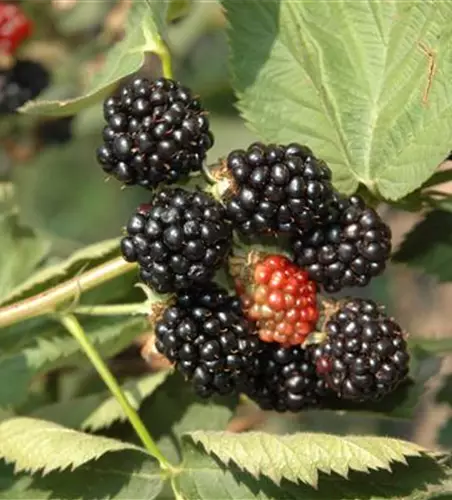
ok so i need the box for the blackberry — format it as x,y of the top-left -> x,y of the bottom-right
96,77 -> 214,189
0,59 -> 50,114
292,195 -> 391,293
121,187 -> 232,293
312,298 -> 409,402
154,284 -> 262,397
225,142 -> 335,236
246,343 -> 329,412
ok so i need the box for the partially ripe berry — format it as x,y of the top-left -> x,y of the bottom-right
236,253 -> 319,346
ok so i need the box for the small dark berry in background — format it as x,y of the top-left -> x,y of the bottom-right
121,187 -> 232,293
312,298 -> 410,402
225,142 -> 335,236
293,194 -> 391,293
96,77 -> 214,189
155,284 -> 262,398
0,59 -> 50,114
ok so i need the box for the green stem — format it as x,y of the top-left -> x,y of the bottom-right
0,257 -> 136,329
60,314 -> 172,470
158,41 -> 173,79
74,303 -> 149,316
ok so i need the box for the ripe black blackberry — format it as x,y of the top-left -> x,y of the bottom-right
312,298 -> 409,402
224,142 -> 334,236
0,59 -> 50,114
246,343 -> 329,412
292,195 -> 391,293
96,77 -> 213,189
121,187 -> 232,293
154,284 -> 262,398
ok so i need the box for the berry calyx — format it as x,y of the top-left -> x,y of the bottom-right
154,284 -> 263,398
312,298 -> 410,402
292,194 -> 392,293
96,77 -> 214,189
235,253 -> 319,346
121,187 -> 232,293
223,142 -> 335,236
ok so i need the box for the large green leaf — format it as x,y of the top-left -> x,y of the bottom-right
0,213 -> 50,304
176,438 -> 449,500
186,431 -> 424,487
0,316 -> 146,408
222,0 -> 452,199
20,0 -> 170,116
0,452 -> 163,500
392,210 -> 452,281
0,417 -> 145,474
31,370 -> 171,431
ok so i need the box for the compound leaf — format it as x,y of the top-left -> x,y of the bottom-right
31,370 -> 171,431
185,431 -> 424,488
392,211 -> 452,282
0,452 -> 163,500
222,0 -> 452,199
176,438 -> 448,500
0,213 -> 50,304
0,417 -> 145,475
20,0 -> 170,116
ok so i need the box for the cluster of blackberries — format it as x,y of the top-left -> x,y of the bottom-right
154,285 -> 409,408
222,145 -> 392,294
0,59 -> 49,114
98,77 -> 408,409
96,77 -> 213,189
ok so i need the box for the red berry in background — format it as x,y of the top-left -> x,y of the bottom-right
236,253 -> 319,346
0,3 -> 33,55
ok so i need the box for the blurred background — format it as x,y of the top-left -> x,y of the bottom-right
1,0 -> 451,453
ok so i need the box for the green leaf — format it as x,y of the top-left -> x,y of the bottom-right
117,372 -> 237,464
222,0 -> 452,199
31,370 -> 171,431
421,168 -> 452,189
0,316 -> 146,408
0,213 -> 50,304
0,417 -> 146,475
185,430 -> 424,488
176,438 -> 448,500
0,451 -> 163,499
392,211 -> 452,281
1,238 -> 123,306
20,0 -> 169,117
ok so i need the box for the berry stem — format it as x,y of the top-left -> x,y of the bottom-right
73,303 -> 150,316
0,257 -> 136,329
59,314 -> 173,471
156,40 -> 173,80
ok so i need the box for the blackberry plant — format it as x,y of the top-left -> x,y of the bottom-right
0,1 -> 451,500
